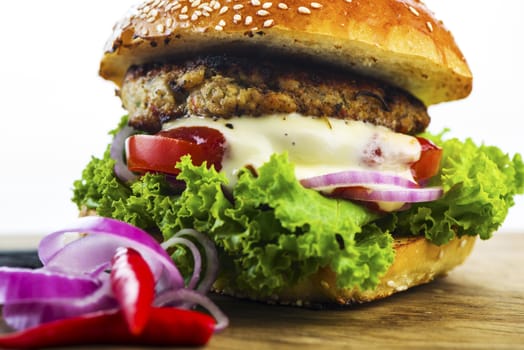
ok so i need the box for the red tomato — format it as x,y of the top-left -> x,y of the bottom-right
411,137 -> 442,182
126,127 -> 225,175
158,126 -> 226,168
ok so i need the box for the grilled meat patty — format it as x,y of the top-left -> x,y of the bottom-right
120,55 -> 430,134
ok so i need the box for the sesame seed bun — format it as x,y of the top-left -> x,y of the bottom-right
213,235 -> 477,306
100,0 -> 472,106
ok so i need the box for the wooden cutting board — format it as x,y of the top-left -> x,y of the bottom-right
1,233 -> 523,349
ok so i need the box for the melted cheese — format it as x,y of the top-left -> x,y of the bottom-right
162,113 -> 421,190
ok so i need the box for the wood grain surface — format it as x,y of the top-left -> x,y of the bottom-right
1,233 -> 523,349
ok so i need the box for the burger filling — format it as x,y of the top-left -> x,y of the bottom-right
119,55 -> 444,212
73,56 -> 524,299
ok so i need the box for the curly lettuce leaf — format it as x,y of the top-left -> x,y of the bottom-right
386,134 -> 524,244
73,151 -> 394,295
168,154 -> 393,295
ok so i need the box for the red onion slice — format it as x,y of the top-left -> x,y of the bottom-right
2,282 -> 116,331
162,237 -> 202,291
39,217 -> 184,291
0,268 -> 100,305
1,217 -> 228,332
110,125 -> 138,183
162,229 -> 219,294
336,186 -> 443,203
300,170 -> 419,190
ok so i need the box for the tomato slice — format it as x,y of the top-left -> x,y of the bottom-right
158,126 -> 226,169
126,127 -> 225,175
411,137 -> 442,182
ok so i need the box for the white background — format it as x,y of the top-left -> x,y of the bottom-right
0,1 -> 522,236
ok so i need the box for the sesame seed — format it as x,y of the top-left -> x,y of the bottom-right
408,5 -> 420,16
191,0 -> 201,7
257,9 -> 270,16
218,19 -> 226,26
219,5 -> 229,14
277,2 -> 288,9
344,0 -> 352,3
166,18 -> 173,27
233,14 -> 242,23
191,13 -> 199,21
298,6 -> 311,14
263,19 -> 274,27
179,13 -> 189,20
251,0 -> 261,6
215,24 -> 224,31
395,285 -> 408,292
212,1 -> 221,10
310,2 -> 322,9
156,23 -> 165,32
460,239 -> 467,248
245,15 -> 253,25
426,21 -> 433,32
141,28 -> 149,36
262,2 -> 273,9
181,5 -> 188,13
387,280 -> 396,288
233,4 -> 244,10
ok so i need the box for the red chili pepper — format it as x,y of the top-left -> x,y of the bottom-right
110,246 -> 155,335
0,307 -> 216,349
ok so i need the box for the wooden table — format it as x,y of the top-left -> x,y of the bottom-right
1,233 -> 523,349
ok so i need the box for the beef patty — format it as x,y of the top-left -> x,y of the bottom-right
120,55 -> 430,134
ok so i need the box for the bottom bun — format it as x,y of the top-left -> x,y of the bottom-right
213,235 -> 476,307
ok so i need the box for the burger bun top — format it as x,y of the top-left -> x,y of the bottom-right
100,0 -> 472,106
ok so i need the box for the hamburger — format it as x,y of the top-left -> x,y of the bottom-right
73,0 -> 524,306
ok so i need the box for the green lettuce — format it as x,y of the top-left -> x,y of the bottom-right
72,124 -> 524,296
168,154 -> 394,295
382,133 -> 524,245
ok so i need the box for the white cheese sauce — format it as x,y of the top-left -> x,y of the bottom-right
162,113 -> 421,189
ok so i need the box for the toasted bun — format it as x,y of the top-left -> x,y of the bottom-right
100,0 -> 472,106
213,235 -> 476,306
